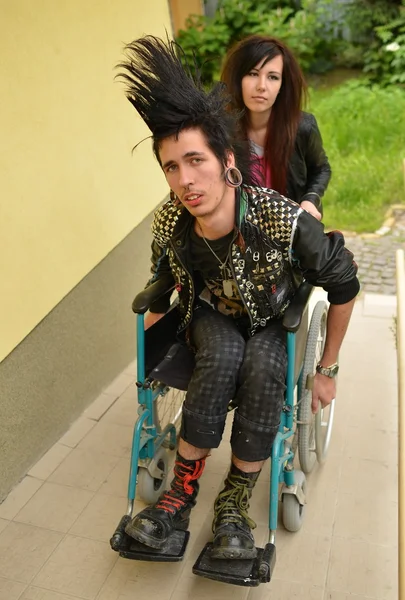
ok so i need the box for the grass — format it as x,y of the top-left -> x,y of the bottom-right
309,79 -> 405,232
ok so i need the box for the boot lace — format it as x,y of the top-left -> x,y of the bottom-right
213,474 -> 257,531
155,459 -> 205,515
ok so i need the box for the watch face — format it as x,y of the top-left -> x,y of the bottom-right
317,363 -> 339,377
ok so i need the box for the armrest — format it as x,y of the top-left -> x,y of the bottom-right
132,276 -> 175,314
282,282 -> 314,332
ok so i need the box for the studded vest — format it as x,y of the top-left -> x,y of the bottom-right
149,186 -> 303,336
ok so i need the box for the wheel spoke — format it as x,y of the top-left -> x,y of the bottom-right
153,384 -> 185,448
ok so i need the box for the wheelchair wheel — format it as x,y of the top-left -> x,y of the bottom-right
315,396 -> 335,464
282,470 -> 306,532
137,446 -> 168,505
298,300 -> 328,474
153,385 -> 185,449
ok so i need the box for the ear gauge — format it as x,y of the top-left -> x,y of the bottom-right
224,167 -> 243,188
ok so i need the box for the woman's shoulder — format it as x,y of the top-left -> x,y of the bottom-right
298,111 -> 318,133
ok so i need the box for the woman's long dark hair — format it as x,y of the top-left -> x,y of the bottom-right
221,35 -> 307,195
116,35 -> 253,184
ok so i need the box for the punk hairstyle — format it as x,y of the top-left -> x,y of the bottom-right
116,35 -> 252,183
221,35 -> 307,195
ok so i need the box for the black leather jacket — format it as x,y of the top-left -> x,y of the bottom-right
286,112 -> 331,215
148,186 -> 359,336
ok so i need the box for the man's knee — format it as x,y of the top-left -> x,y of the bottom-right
230,413 -> 279,462
195,336 -> 245,375
241,340 -> 287,390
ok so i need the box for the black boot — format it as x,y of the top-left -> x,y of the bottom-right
211,463 -> 260,560
125,454 -> 205,549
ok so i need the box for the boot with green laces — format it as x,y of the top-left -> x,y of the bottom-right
211,463 -> 260,560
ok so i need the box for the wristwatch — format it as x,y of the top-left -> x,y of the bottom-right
316,362 -> 339,378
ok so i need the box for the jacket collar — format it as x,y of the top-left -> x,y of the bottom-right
171,185 -> 247,243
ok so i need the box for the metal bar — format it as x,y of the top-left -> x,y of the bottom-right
137,313 -> 145,383
269,432 -> 282,531
396,248 -> 405,600
285,332 -> 295,429
127,408 -> 150,502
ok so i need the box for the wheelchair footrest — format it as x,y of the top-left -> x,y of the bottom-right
110,516 -> 189,562
192,542 -> 276,587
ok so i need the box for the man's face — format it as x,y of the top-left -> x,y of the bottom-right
159,127 -> 235,218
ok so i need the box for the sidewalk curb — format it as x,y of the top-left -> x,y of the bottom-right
341,203 -> 405,239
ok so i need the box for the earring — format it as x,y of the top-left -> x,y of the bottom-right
224,166 -> 243,188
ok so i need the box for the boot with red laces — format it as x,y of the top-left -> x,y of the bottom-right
125,453 -> 205,549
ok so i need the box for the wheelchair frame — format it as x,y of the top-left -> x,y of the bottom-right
111,279 -> 332,585
124,311 -> 179,514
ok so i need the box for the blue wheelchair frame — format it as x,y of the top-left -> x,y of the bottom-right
109,279 -> 316,588
124,281 -> 313,545
269,329 -> 302,540
125,312 -> 178,508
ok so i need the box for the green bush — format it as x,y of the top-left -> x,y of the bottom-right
176,0 -> 339,84
176,0 -> 404,86
363,4 -> 405,86
310,80 -> 405,232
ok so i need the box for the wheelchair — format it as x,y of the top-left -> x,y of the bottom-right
110,277 -> 335,587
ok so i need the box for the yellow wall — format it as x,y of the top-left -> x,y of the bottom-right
0,1 -> 172,361
169,0 -> 203,34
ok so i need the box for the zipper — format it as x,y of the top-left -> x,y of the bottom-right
228,243 -> 254,330
170,240 -> 195,333
228,206 -> 254,331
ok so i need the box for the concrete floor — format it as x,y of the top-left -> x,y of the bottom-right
0,291 -> 398,600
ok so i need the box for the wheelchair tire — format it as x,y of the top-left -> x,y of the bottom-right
315,394 -> 336,464
153,386 -> 185,449
137,447 -> 168,505
298,300 -> 328,474
282,470 -> 306,533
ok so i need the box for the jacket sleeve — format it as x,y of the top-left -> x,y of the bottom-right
145,237 -> 175,314
292,210 -> 360,304
301,114 -> 332,212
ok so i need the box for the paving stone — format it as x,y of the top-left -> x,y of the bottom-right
346,209 -> 405,295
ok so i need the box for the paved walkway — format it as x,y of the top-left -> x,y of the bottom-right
345,207 -> 405,296
0,290 -> 398,600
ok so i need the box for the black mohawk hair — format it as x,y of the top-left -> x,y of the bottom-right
116,36 -> 212,137
116,35 -> 255,183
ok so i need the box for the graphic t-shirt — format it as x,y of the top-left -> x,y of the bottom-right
189,227 -> 246,318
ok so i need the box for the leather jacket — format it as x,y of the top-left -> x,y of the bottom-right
286,112 -> 331,215
147,185 -> 359,336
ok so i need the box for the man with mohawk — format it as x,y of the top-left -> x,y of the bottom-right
117,36 -> 359,560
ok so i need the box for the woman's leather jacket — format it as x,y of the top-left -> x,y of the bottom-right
287,112 -> 331,215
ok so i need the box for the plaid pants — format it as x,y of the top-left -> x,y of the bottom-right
180,306 -> 287,461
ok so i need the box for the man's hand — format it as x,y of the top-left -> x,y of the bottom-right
311,372 -> 336,414
144,311 -> 166,330
301,200 -> 322,221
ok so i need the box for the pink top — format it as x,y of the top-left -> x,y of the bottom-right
249,140 -> 272,188
251,154 -> 272,188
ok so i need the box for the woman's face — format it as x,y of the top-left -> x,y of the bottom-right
241,54 -> 283,117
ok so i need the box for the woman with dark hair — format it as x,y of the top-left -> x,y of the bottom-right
221,35 -> 331,220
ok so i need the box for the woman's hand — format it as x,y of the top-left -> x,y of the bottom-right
144,311 -> 166,330
301,200 -> 322,221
